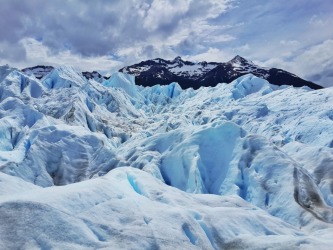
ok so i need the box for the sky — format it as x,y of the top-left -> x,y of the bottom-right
0,0 -> 332,86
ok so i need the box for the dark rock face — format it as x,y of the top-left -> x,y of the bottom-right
82,71 -> 102,80
266,68 -> 321,89
22,67 -> 107,81
119,55 -> 322,90
22,65 -> 54,79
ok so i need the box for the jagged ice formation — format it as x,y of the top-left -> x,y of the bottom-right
0,65 -> 332,249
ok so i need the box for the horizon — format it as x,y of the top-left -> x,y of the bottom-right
5,54 -> 324,88
6,54 -> 251,77
17,54 -> 248,71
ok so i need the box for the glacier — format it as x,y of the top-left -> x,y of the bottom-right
0,64 -> 333,249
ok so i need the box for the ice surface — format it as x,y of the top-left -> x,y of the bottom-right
1,167 -> 332,249
42,66 -> 87,89
0,67 -> 333,249
102,72 -> 139,98
231,74 -> 273,99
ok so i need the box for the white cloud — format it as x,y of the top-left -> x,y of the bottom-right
141,0 -> 233,57
143,0 -> 191,32
1,38 -> 123,73
280,40 -> 300,46
184,47 -> 234,62
262,40 -> 333,87
0,0 -> 234,68
204,34 -> 235,43
235,44 -> 250,52
309,15 -> 329,26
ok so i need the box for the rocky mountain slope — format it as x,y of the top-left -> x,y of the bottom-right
120,55 -> 322,89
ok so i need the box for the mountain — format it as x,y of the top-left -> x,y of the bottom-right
22,66 -> 106,82
0,64 -> 333,249
120,55 -> 322,89
82,70 -> 103,80
22,65 -> 54,79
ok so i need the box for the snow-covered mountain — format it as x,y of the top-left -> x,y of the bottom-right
22,66 -> 106,82
22,65 -> 54,79
120,55 -> 322,89
0,64 -> 333,249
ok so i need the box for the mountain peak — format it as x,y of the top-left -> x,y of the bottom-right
229,55 -> 254,65
233,55 -> 244,60
22,65 -> 54,79
173,56 -> 183,62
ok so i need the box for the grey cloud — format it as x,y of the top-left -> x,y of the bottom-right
262,39 -> 333,87
307,61 -> 333,87
1,0 -> 141,57
0,0 -> 231,60
172,34 -> 205,56
212,0 -> 333,58
0,42 -> 26,61
141,45 -> 156,59
0,0 -> 331,87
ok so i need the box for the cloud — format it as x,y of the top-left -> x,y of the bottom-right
280,40 -> 300,46
0,38 -> 122,74
203,34 -> 235,43
0,0 -> 332,87
0,0 -> 232,57
143,0 -> 191,32
184,47 -> 234,62
0,41 -> 26,61
262,40 -> 333,87
292,40 -> 333,87
309,15 -> 330,26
